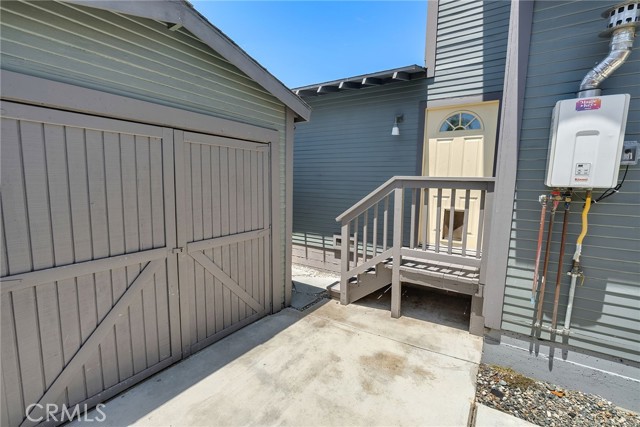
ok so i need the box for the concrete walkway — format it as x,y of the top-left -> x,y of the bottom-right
474,404 -> 538,427
74,270 -> 484,426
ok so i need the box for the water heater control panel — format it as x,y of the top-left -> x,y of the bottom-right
545,94 -> 630,188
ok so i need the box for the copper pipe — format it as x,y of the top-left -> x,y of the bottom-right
531,195 -> 548,303
535,198 -> 558,326
551,197 -> 571,330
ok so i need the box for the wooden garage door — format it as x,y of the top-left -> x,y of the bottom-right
0,102 -> 181,426
176,130 -> 271,354
0,101 -> 275,426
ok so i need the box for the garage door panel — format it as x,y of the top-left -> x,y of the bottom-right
1,114 -> 169,275
201,145 -> 213,240
2,381 -> 12,427
0,201 -> 9,278
237,241 -> 247,320
212,247 -> 225,334
178,130 -> 271,352
57,278 -> 86,404
86,129 -> 110,259
1,294 -> 24,426
16,259 -> 168,426
155,266 -> 172,361
192,246 -> 267,336
183,131 -> 267,151
1,118 -> 32,275
11,287 -> 45,410
204,250 -> 216,336
195,257 -> 207,342
150,141 -> 166,248
35,282 -> 65,388
45,123 -> 75,268
135,136 -> 154,251
67,126 -> 94,263
182,141 -> 270,243
0,104 -> 178,426
21,120 -> 55,270
111,266 -> 133,380
3,260 -> 175,414
104,132 -> 127,255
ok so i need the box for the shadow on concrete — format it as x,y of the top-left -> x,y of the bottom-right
350,284 -> 471,332
73,304 -> 328,427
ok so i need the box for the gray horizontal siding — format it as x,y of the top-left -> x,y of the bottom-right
0,1 -> 284,127
504,0 -> 640,362
428,0 -> 510,100
293,80 -> 428,249
0,0 -> 289,289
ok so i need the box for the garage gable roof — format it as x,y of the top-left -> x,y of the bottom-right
67,0 -> 311,122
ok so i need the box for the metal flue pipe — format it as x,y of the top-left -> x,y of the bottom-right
579,28 -> 635,97
579,1 -> 640,98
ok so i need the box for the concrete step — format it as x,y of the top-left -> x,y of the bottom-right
327,281 -> 341,299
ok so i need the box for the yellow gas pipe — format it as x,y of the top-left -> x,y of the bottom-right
563,190 -> 592,334
574,191 -> 592,261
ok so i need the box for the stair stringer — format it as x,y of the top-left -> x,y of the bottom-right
347,262 -> 392,304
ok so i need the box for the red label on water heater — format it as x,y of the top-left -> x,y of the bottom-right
576,98 -> 601,111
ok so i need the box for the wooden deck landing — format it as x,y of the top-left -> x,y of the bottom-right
328,251 -> 481,300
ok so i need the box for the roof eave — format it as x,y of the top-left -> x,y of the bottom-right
292,65 -> 428,98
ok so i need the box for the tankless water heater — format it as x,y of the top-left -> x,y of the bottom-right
545,94 -> 630,188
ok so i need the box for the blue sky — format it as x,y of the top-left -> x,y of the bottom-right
192,1 -> 427,88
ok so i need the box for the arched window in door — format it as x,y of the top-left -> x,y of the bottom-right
439,112 -> 483,132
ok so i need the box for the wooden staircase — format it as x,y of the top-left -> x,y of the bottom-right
333,176 -> 494,336
327,258 -> 392,301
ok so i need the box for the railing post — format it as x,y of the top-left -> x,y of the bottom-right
479,185 -> 494,285
340,221 -> 350,305
391,187 -> 404,318
410,188 -> 417,249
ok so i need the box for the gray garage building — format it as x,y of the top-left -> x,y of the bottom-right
0,1 -> 310,425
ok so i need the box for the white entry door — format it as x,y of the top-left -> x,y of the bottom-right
420,101 -> 499,252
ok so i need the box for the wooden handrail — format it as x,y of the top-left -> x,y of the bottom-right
336,176 -> 495,224
338,175 -> 496,307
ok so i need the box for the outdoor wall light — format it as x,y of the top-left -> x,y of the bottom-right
391,114 -> 404,136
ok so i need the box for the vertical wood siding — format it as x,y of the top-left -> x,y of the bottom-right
293,80 -> 428,253
0,0 -> 288,299
428,0 -> 511,100
504,1 -> 640,362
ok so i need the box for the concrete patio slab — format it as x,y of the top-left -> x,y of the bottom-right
73,286 -> 482,427
313,287 -> 482,365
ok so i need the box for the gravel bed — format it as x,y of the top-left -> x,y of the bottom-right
476,363 -> 640,426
